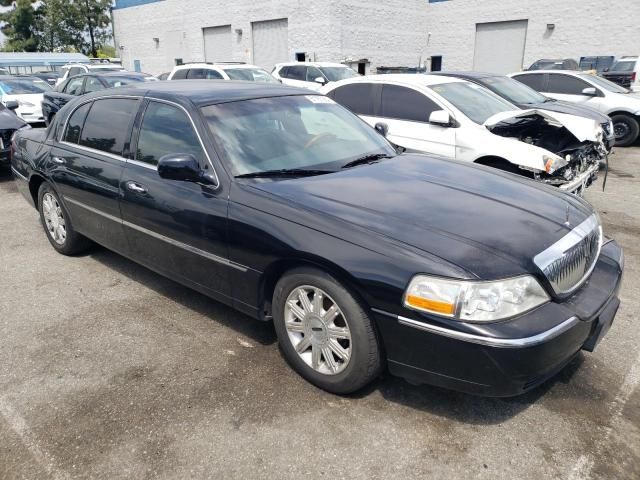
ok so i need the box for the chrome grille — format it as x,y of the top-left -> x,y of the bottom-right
534,214 -> 602,296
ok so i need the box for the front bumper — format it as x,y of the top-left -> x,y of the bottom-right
558,162 -> 600,195
373,240 -> 624,396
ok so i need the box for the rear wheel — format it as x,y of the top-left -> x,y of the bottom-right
273,267 -> 382,394
610,114 -> 639,147
37,182 -> 90,255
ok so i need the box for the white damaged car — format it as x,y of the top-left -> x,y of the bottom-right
321,74 -> 608,194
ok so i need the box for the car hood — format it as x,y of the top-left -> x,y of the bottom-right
251,154 -> 594,279
0,107 -> 27,129
484,108 -> 602,142
521,100 -> 610,123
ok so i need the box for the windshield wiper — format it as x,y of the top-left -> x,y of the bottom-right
341,153 -> 394,169
235,168 -> 334,179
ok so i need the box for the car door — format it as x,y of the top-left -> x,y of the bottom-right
49,97 -> 140,254
540,73 -> 605,111
377,84 -> 456,158
119,99 -> 231,298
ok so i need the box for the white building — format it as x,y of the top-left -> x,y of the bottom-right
112,0 -> 639,76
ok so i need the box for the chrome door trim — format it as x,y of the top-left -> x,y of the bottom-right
63,196 -> 247,272
372,308 -> 580,348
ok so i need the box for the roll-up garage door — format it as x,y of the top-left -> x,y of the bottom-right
203,25 -> 232,62
473,20 -> 528,74
251,18 -> 288,71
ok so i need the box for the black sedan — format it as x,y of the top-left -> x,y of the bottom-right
434,71 -> 616,149
11,81 -> 623,396
41,71 -> 155,126
0,100 -> 27,167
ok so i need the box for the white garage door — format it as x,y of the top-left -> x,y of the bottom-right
252,18 -> 288,71
473,20 -> 528,74
203,25 -> 232,62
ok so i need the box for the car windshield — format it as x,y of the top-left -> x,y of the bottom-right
610,60 -> 636,72
201,95 -> 395,176
430,81 -> 516,124
0,78 -> 51,94
579,73 -> 630,93
102,76 -> 147,87
224,68 -> 279,83
319,66 -> 359,82
483,76 -> 547,104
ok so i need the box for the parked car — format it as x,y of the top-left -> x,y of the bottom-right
510,70 -> 640,146
322,74 -> 607,194
272,62 -> 360,91
528,59 -> 579,71
10,81 -> 623,396
55,63 -> 125,86
0,75 -> 52,125
0,101 -> 28,168
433,71 -> 615,150
602,57 -> 639,92
579,56 -> 616,74
27,71 -> 60,87
42,72 -> 155,126
167,62 -> 278,83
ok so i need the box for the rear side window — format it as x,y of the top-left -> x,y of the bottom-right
546,74 -> 591,95
331,83 -> 375,116
171,69 -> 188,80
79,98 -> 138,156
187,68 -> 223,80
69,67 -> 84,77
63,102 -> 91,144
136,101 -> 205,166
285,65 -> 306,81
380,85 -> 439,122
512,73 -> 545,91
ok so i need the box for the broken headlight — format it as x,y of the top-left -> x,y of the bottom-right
543,154 -> 568,174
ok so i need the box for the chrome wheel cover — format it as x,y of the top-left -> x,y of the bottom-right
42,192 -> 66,245
284,286 -> 352,375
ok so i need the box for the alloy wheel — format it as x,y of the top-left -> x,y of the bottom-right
42,192 -> 66,245
614,121 -> 630,140
284,285 -> 352,375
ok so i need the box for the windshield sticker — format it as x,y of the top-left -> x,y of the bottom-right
306,95 -> 335,104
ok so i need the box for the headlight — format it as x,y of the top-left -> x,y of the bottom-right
543,154 -> 568,174
403,274 -> 550,322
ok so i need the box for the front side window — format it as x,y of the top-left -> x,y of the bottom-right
330,83 -> 375,116
430,81 -> 515,124
512,73 -> 545,92
201,95 -> 395,176
103,76 -> 147,88
65,77 -> 84,95
380,85 -> 439,122
610,60 -> 636,72
306,66 -> 324,82
319,66 -> 359,82
224,68 -> 279,83
83,77 -> 104,93
546,74 -> 590,95
79,98 -> 138,156
136,101 -> 205,166
580,73 -> 630,94
285,66 -> 306,81
171,69 -> 188,80
187,68 -> 223,80
63,102 -> 91,144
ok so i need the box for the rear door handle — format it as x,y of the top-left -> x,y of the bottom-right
51,156 -> 65,165
125,181 -> 147,194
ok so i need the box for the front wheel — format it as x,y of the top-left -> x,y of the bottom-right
610,114 -> 639,147
273,267 -> 382,394
38,182 -> 90,255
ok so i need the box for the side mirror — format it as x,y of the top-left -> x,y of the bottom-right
374,122 -> 389,137
157,153 -> 217,186
313,76 -> 327,85
5,100 -> 19,111
582,87 -> 597,96
429,110 -> 452,127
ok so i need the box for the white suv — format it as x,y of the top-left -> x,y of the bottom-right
272,62 -> 359,91
55,63 -> 125,86
510,70 -> 640,146
167,63 -> 278,83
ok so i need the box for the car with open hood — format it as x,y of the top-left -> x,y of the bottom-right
10,81 -> 623,396
322,74 -> 608,195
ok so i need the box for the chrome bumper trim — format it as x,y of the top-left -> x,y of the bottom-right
559,163 -> 599,193
373,308 -> 580,348
10,166 -> 27,181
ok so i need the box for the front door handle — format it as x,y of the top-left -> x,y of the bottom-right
125,181 -> 147,194
51,156 -> 65,165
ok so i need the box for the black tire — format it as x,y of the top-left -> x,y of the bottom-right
273,267 -> 382,394
37,182 -> 90,255
610,114 -> 639,147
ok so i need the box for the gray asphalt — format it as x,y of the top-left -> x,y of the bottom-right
0,146 -> 638,480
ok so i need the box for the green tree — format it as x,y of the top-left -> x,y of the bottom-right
33,0 -> 78,52
0,0 -> 38,52
70,0 -> 113,58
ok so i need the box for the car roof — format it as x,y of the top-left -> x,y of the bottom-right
275,62 -> 348,68
511,70 -> 583,75
329,73 -> 466,87
82,71 -> 151,78
173,62 -> 253,69
98,79 -> 313,106
431,71 -> 502,80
